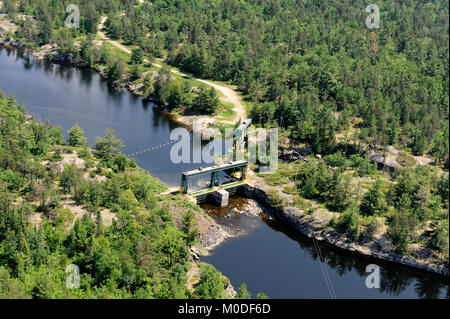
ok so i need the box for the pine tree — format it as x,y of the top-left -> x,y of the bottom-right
181,211 -> 199,246
131,48 -> 144,65
67,124 -> 87,147
236,283 -> 252,299
361,180 -> 388,216
94,129 -> 124,160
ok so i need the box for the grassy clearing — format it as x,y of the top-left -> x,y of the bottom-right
396,153 -> 417,167
215,101 -> 236,121
102,40 -> 132,64
257,172 -> 290,186
282,185 -> 299,195
265,189 -> 284,207
292,197 -> 312,211
257,162 -> 298,186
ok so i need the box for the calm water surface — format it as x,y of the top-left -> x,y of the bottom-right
202,198 -> 448,299
0,47 -> 207,186
0,47 -> 447,298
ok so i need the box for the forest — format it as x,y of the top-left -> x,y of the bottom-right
2,0 -> 448,161
0,92 -> 264,298
259,154 -> 448,258
0,0 -> 448,296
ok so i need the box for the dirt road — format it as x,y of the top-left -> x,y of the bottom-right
98,17 -> 246,120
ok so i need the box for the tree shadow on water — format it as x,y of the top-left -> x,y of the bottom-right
260,216 -> 448,298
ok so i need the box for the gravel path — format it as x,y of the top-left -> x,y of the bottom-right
98,17 -> 246,121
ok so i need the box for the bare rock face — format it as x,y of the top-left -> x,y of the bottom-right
374,235 -> 395,251
279,147 -> 313,162
8,40 -> 27,48
386,146 -> 399,156
189,247 -> 201,261
409,244 -> 434,259
240,199 -> 264,217
200,220 -> 230,251
284,206 -> 304,219
224,282 -> 237,298
415,156 -> 434,166
368,153 -> 403,170
366,145 -> 435,171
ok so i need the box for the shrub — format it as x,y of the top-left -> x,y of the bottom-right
131,48 -> 144,65
194,264 -> 225,299
396,153 -> 416,167
350,154 -> 377,177
388,199 -> 418,254
335,201 -> 361,239
367,217 -> 385,237
324,151 -> 348,168
131,63 -> 143,79
361,180 -> 388,216
78,145 -> 91,159
52,148 -> 63,161
265,189 -> 283,207
429,219 -> 449,258
0,169 -> 24,191
293,196 -> 310,210
107,59 -> 125,82
54,207 -> 75,229
282,185 -> 298,195
113,153 -> 128,172
118,189 -> 138,211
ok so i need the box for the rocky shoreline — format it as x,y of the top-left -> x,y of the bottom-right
196,198 -> 265,255
240,183 -> 449,277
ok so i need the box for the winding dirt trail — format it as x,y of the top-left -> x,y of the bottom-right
98,17 -> 246,121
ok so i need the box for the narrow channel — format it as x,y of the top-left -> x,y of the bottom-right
0,47 -> 447,299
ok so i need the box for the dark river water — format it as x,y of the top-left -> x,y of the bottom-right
0,47 -> 448,299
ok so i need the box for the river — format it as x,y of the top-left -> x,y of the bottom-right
0,47 -> 447,299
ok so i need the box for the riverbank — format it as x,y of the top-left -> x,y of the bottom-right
0,37 -> 234,137
239,177 -> 449,277
96,16 -> 246,122
0,38 -> 235,254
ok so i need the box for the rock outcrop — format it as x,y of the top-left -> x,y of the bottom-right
279,146 -> 313,162
240,184 -> 449,277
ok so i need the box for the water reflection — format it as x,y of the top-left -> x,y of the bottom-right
264,216 -> 448,298
0,47 -> 225,186
203,197 -> 448,299
79,67 -> 94,87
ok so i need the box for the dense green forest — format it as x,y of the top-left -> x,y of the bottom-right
0,92 -> 262,298
0,0 -> 448,295
2,0 -> 448,161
